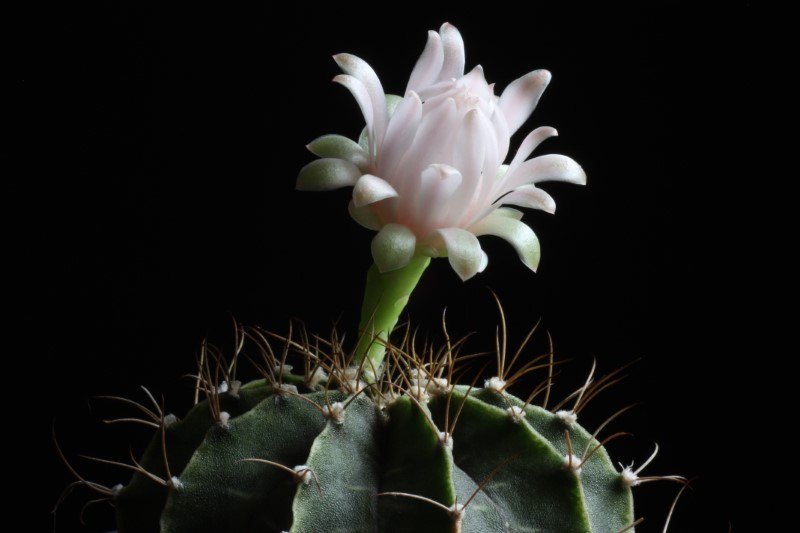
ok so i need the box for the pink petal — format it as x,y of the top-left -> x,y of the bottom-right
505,126 -> 558,178
450,109 -> 489,224
490,103 -> 511,164
393,96 -> 458,202
504,154 -> 587,191
438,23 -> 465,82
499,185 -> 557,214
499,69 -> 551,135
333,74 -> 375,156
459,66 -> 493,102
334,54 -> 389,150
413,164 -> 463,228
378,91 -> 423,177
407,30 -> 444,92
475,109 -> 501,200
454,109 -> 486,190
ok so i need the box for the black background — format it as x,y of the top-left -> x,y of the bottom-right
23,3 -> 768,532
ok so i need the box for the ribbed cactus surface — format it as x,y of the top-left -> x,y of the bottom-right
112,357 -> 635,533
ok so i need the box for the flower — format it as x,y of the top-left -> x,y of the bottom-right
298,23 -> 585,281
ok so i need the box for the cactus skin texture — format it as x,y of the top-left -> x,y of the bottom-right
113,361 -> 635,533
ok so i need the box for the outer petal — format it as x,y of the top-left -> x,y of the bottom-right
407,30 -> 444,92
499,185 -> 557,214
504,154 -> 587,191
505,126 -> 558,178
334,54 -> 389,148
353,174 -> 398,207
438,23 -> 465,81
434,227 -> 486,281
499,69 -> 551,135
306,134 -> 368,168
296,158 -> 361,190
379,91 -> 423,177
334,74 -> 376,155
371,223 -> 417,273
471,215 -> 541,272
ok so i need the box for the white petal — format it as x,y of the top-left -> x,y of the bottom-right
414,164 -> 463,227
296,158 -> 361,190
450,110 -> 490,224
393,97 -> 458,201
499,69 -> 551,135
334,54 -> 389,148
453,109 -> 486,192
371,223 -> 417,273
490,103 -> 511,164
306,134 -> 368,168
499,185 -> 557,214
476,109 -> 501,199
459,66 -> 491,99
334,74 -> 375,153
415,78 -> 459,102
505,126 -> 558,177
438,23 -> 465,81
353,174 -> 398,207
407,30 -> 444,92
379,92 -> 423,177
505,154 -> 587,191
471,215 -> 541,272
348,201 -> 381,230
434,227 -> 486,281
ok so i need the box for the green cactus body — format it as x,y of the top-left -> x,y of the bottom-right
113,372 -> 634,533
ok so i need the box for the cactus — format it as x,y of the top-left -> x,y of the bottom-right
56,21 -> 688,533
93,321 -> 637,533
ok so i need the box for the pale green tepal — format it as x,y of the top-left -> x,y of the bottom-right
107,22 -> 646,533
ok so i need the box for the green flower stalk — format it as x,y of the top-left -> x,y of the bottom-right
355,256 -> 431,371
298,23 -> 586,370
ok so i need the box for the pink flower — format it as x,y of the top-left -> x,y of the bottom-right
298,23 -> 585,281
